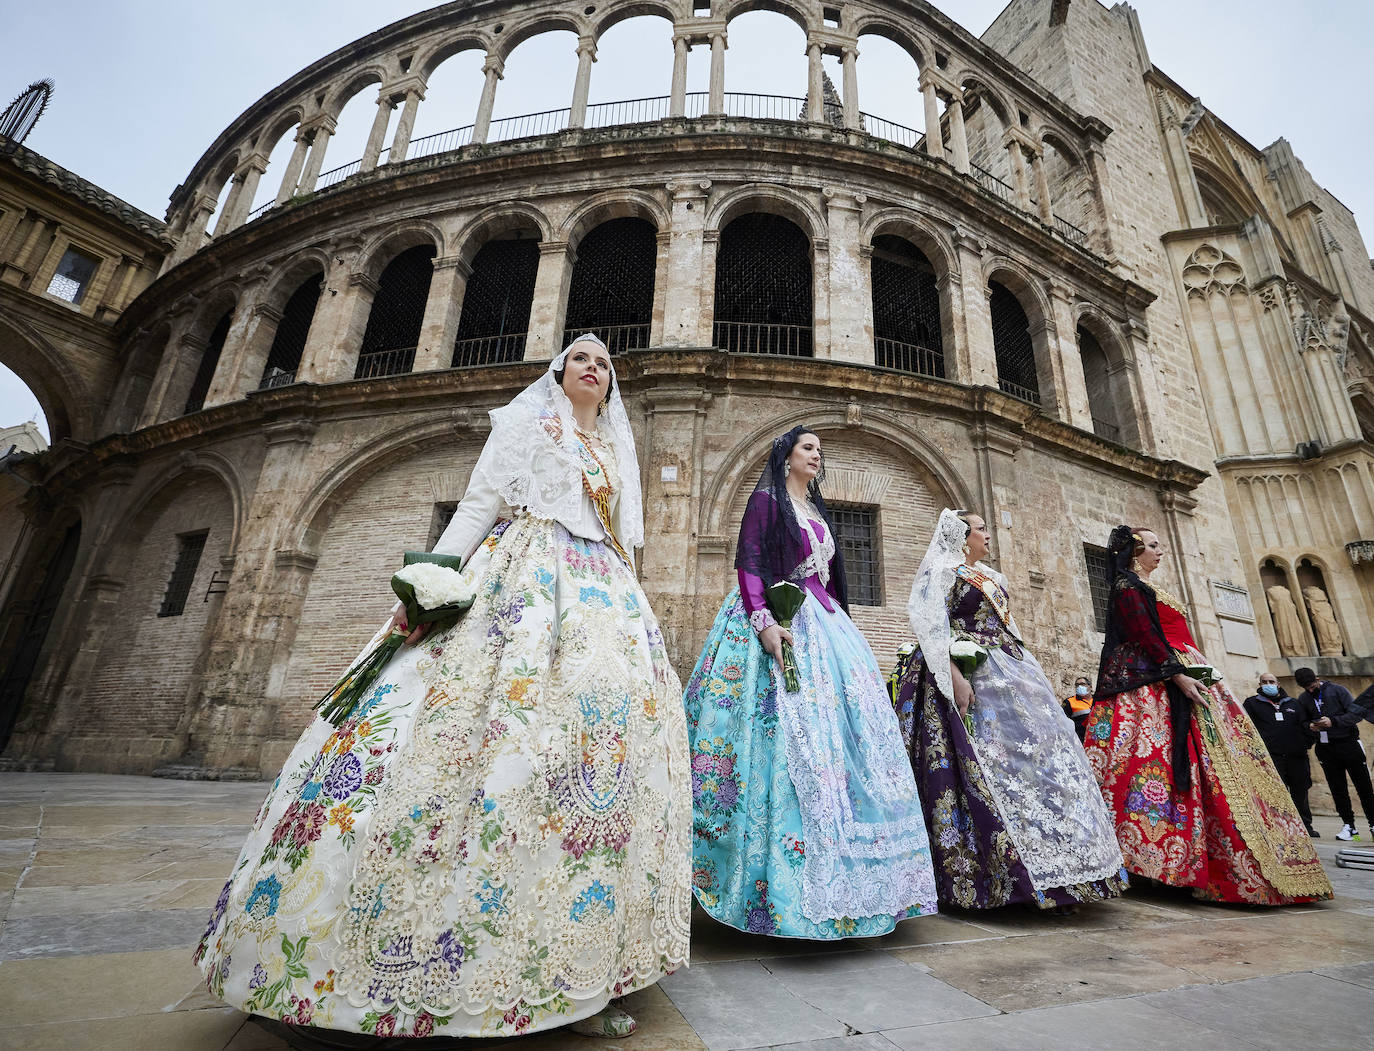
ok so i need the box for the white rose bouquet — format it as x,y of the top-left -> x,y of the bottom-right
949,637 -> 988,736
315,551 -> 478,726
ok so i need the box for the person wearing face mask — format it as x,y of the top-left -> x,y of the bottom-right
1294,667 -> 1374,843
1243,673 -> 1316,836
1063,676 -> 1094,743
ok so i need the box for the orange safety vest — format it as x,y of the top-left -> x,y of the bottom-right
1065,694 -> 1092,717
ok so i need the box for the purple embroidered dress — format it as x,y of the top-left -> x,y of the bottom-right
683,490 -> 937,938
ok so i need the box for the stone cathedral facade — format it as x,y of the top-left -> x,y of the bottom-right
0,0 -> 1369,777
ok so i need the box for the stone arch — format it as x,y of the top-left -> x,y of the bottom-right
849,18 -> 926,68
723,0 -> 812,34
592,1 -> 677,41
1190,156 -> 1262,228
494,13 -> 586,61
261,246 -> 332,310
325,67 -> 389,117
707,184 -> 826,240
561,189 -> 668,250
262,106 -> 307,146
356,221 -> 445,282
955,74 -> 1014,129
414,34 -> 492,79
0,311 -> 87,442
861,209 -> 956,279
1038,127 -> 1083,167
104,322 -> 171,434
112,452 -> 248,557
983,257 -> 1052,327
699,406 -> 973,539
985,258 -> 1056,410
287,415 -> 490,559
453,203 -> 551,265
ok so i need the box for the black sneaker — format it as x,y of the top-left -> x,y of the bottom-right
1306,827 -> 1321,838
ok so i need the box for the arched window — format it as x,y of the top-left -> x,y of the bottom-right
260,273 -> 322,388
713,213 -> 812,357
871,234 -> 943,377
452,236 -> 539,366
561,217 -> 657,353
184,310 -> 232,414
356,245 -> 435,379
1078,325 -> 1120,441
1353,392 -> 1374,444
989,281 -> 1039,404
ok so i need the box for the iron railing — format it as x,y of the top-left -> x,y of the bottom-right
875,337 -> 944,379
998,377 -> 1042,405
713,321 -> 813,357
239,94 -> 1095,249
1091,416 -> 1121,441
560,322 -> 651,355
452,333 -> 526,367
354,346 -> 416,379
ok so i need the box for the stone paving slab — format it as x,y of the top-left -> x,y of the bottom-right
2,772 -> 1373,1051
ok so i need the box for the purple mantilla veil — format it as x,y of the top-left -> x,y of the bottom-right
734,424 -> 850,611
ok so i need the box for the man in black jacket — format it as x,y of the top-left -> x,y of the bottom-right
1295,667 -> 1374,841
1244,672 -> 1316,836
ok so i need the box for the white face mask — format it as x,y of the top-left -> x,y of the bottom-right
1075,685 -> 1090,697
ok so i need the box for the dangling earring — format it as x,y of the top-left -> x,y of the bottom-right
962,543 -> 971,557
1130,556 -> 1143,573
784,462 -> 792,477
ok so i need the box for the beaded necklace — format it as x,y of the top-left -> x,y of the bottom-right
574,426 -> 632,566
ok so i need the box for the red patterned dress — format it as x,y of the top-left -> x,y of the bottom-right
1083,587 -> 1331,904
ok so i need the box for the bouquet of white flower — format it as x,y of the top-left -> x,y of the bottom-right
949,638 -> 988,736
1181,662 -> 1219,688
315,551 -> 478,726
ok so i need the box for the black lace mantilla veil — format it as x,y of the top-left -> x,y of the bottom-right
733,424 -> 850,612
1094,524 -> 1192,791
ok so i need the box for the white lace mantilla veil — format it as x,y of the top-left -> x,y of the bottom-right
474,332 -> 643,550
907,508 -> 1019,701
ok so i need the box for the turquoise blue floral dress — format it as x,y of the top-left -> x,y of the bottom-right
683,491 -> 937,939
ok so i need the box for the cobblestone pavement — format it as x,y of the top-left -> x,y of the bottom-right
2,773 -> 1372,1050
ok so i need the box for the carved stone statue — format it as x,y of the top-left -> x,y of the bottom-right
1302,585 -> 1345,656
1265,584 -> 1307,656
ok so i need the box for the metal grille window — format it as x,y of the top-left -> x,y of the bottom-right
990,282 -> 1040,404
46,247 -> 98,305
830,504 -> 882,606
158,530 -> 209,617
1084,543 -> 1109,632
356,245 -> 435,378
453,237 -> 539,367
428,502 -> 457,549
713,213 -> 813,357
561,217 -> 657,354
184,310 -> 232,414
260,273 -> 322,389
871,235 -> 944,378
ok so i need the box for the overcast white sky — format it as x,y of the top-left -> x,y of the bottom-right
5,0 -> 1371,439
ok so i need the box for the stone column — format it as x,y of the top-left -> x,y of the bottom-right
968,418 -> 1026,586
949,231 -> 998,388
274,130 -> 312,204
699,229 -> 720,345
636,390 -> 712,663
0,210 -> 50,285
650,229 -> 671,346
203,271 -> 272,408
1006,138 -> 1031,211
295,242 -> 367,384
297,116 -> 337,194
212,176 -> 247,238
806,42 -> 824,122
167,193 -> 218,268
1083,134 -> 1119,262
525,241 -> 575,361
1123,316 -> 1166,456
1030,145 -> 1053,225
138,320 -> 204,427
947,91 -> 970,173
360,91 -> 397,172
414,255 -> 472,371
708,33 -> 727,115
670,35 -> 689,116
569,36 -> 597,129
811,236 -> 832,357
841,46 -> 860,129
919,71 -> 945,161
1048,284 -> 1094,430
660,180 -> 711,347
224,155 -> 269,231
822,189 -> 870,363
213,301 -> 282,402
389,87 -> 424,162
95,254 -> 139,319
472,55 -> 504,144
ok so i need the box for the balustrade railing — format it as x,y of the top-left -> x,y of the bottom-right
238,94 -> 1095,250
451,333 -> 527,367
997,377 -> 1042,405
713,321 -> 813,357
874,337 -> 944,379
354,346 -> 416,379
560,323 -> 651,355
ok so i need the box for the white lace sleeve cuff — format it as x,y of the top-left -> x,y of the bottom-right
749,608 -> 777,633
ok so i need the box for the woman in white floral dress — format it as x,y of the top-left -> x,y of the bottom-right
195,334 -> 691,1041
